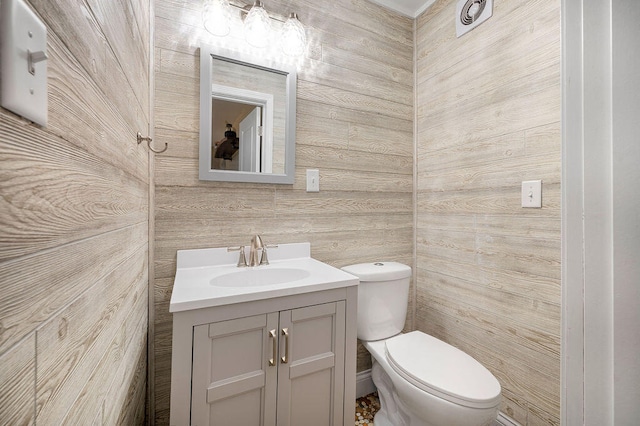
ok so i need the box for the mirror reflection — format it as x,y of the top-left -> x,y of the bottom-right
210,57 -> 286,174
211,78 -> 286,173
199,49 -> 296,184
211,58 -> 287,173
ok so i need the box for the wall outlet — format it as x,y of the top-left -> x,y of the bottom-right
306,169 -> 319,192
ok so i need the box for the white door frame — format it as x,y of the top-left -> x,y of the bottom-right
562,1 -> 640,424
239,106 -> 261,172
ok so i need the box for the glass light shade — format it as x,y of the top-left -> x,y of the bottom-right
280,13 -> 306,56
244,1 -> 271,48
203,0 -> 231,37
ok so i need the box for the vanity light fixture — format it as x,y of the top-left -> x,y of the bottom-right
280,13 -> 306,56
202,0 -> 307,57
244,0 -> 271,48
203,0 -> 232,37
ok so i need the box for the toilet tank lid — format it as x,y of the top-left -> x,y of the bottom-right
341,262 -> 411,281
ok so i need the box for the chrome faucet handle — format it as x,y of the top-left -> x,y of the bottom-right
227,246 -> 247,267
259,244 -> 278,266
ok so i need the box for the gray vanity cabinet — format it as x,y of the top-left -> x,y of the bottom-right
277,302 -> 347,426
190,312 -> 278,426
188,301 -> 347,426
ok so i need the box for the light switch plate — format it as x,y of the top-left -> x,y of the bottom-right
1,0 -> 48,126
306,169 -> 319,192
521,180 -> 542,208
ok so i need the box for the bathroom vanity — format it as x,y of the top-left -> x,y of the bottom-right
169,243 -> 358,426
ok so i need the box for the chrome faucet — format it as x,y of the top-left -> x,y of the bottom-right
248,235 -> 264,267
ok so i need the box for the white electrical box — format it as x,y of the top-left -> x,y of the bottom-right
521,180 -> 542,208
1,0 -> 48,126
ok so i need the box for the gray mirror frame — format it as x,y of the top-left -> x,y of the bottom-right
199,47 -> 297,184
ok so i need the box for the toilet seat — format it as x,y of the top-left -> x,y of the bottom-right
385,331 -> 501,409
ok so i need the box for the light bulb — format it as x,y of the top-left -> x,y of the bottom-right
280,13 -> 306,57
244,1 -> 271,48
203,0 -> 231,37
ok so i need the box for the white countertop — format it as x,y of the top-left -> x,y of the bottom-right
170,242 -> 359,312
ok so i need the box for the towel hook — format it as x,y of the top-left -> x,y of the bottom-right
137,132 -> 167,154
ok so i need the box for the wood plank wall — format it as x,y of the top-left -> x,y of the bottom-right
0,0 -> 151,424
152,0 -> 414,422
415,0 -> 561,425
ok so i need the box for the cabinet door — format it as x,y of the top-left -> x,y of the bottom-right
276,301 -> 346,426
191,313 -> 279,426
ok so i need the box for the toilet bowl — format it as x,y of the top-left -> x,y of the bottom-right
342,262 -> 501,426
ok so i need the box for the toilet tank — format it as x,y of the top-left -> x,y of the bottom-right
341,262 -> 412,341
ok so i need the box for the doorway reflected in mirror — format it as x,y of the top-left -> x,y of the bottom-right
209,57 -> 284,174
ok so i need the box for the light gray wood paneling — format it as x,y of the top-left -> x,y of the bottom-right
416,184 -> 561,216
151,0 -> 414,421
0,335 -> 35,425
297,98 -> 412,134
0,224 -> 147,354
103,310 -> 148,425
58,289 -> 147,424
0,0 -> 151,425
35,248 -> 148,425
297,80 -> 413,120
45,29 -> 148,181
0,113 -> 147,262
415,0 -> 561,425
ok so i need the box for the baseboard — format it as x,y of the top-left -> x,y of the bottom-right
495,412 -> 521,426
355,368 -> 521,426
356,369 -> 376,398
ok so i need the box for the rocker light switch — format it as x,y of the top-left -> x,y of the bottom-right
1,0 -> 48,126
521,180 -> 542,208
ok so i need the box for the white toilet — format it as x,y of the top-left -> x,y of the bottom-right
342,262 -> 501,426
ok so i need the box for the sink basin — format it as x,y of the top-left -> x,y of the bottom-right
210,267 -> 311,288
170,242 -> 359,312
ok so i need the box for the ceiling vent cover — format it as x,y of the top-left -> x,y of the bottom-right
456,0 -> 493,37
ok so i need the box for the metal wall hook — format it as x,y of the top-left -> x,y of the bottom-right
137,132 -> 168,154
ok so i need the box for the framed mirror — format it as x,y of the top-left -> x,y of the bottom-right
199,47 -> 296,184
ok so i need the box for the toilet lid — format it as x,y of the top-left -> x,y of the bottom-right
385,331 -> 501,409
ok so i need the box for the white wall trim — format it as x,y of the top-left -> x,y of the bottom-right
366,0 -> 436,18
496,412 -> 521,426
563,1 -> 640,424
561,0 -> 586,423
356,369 -> 376,398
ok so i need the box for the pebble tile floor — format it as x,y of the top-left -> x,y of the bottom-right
355,392 -> 380,425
